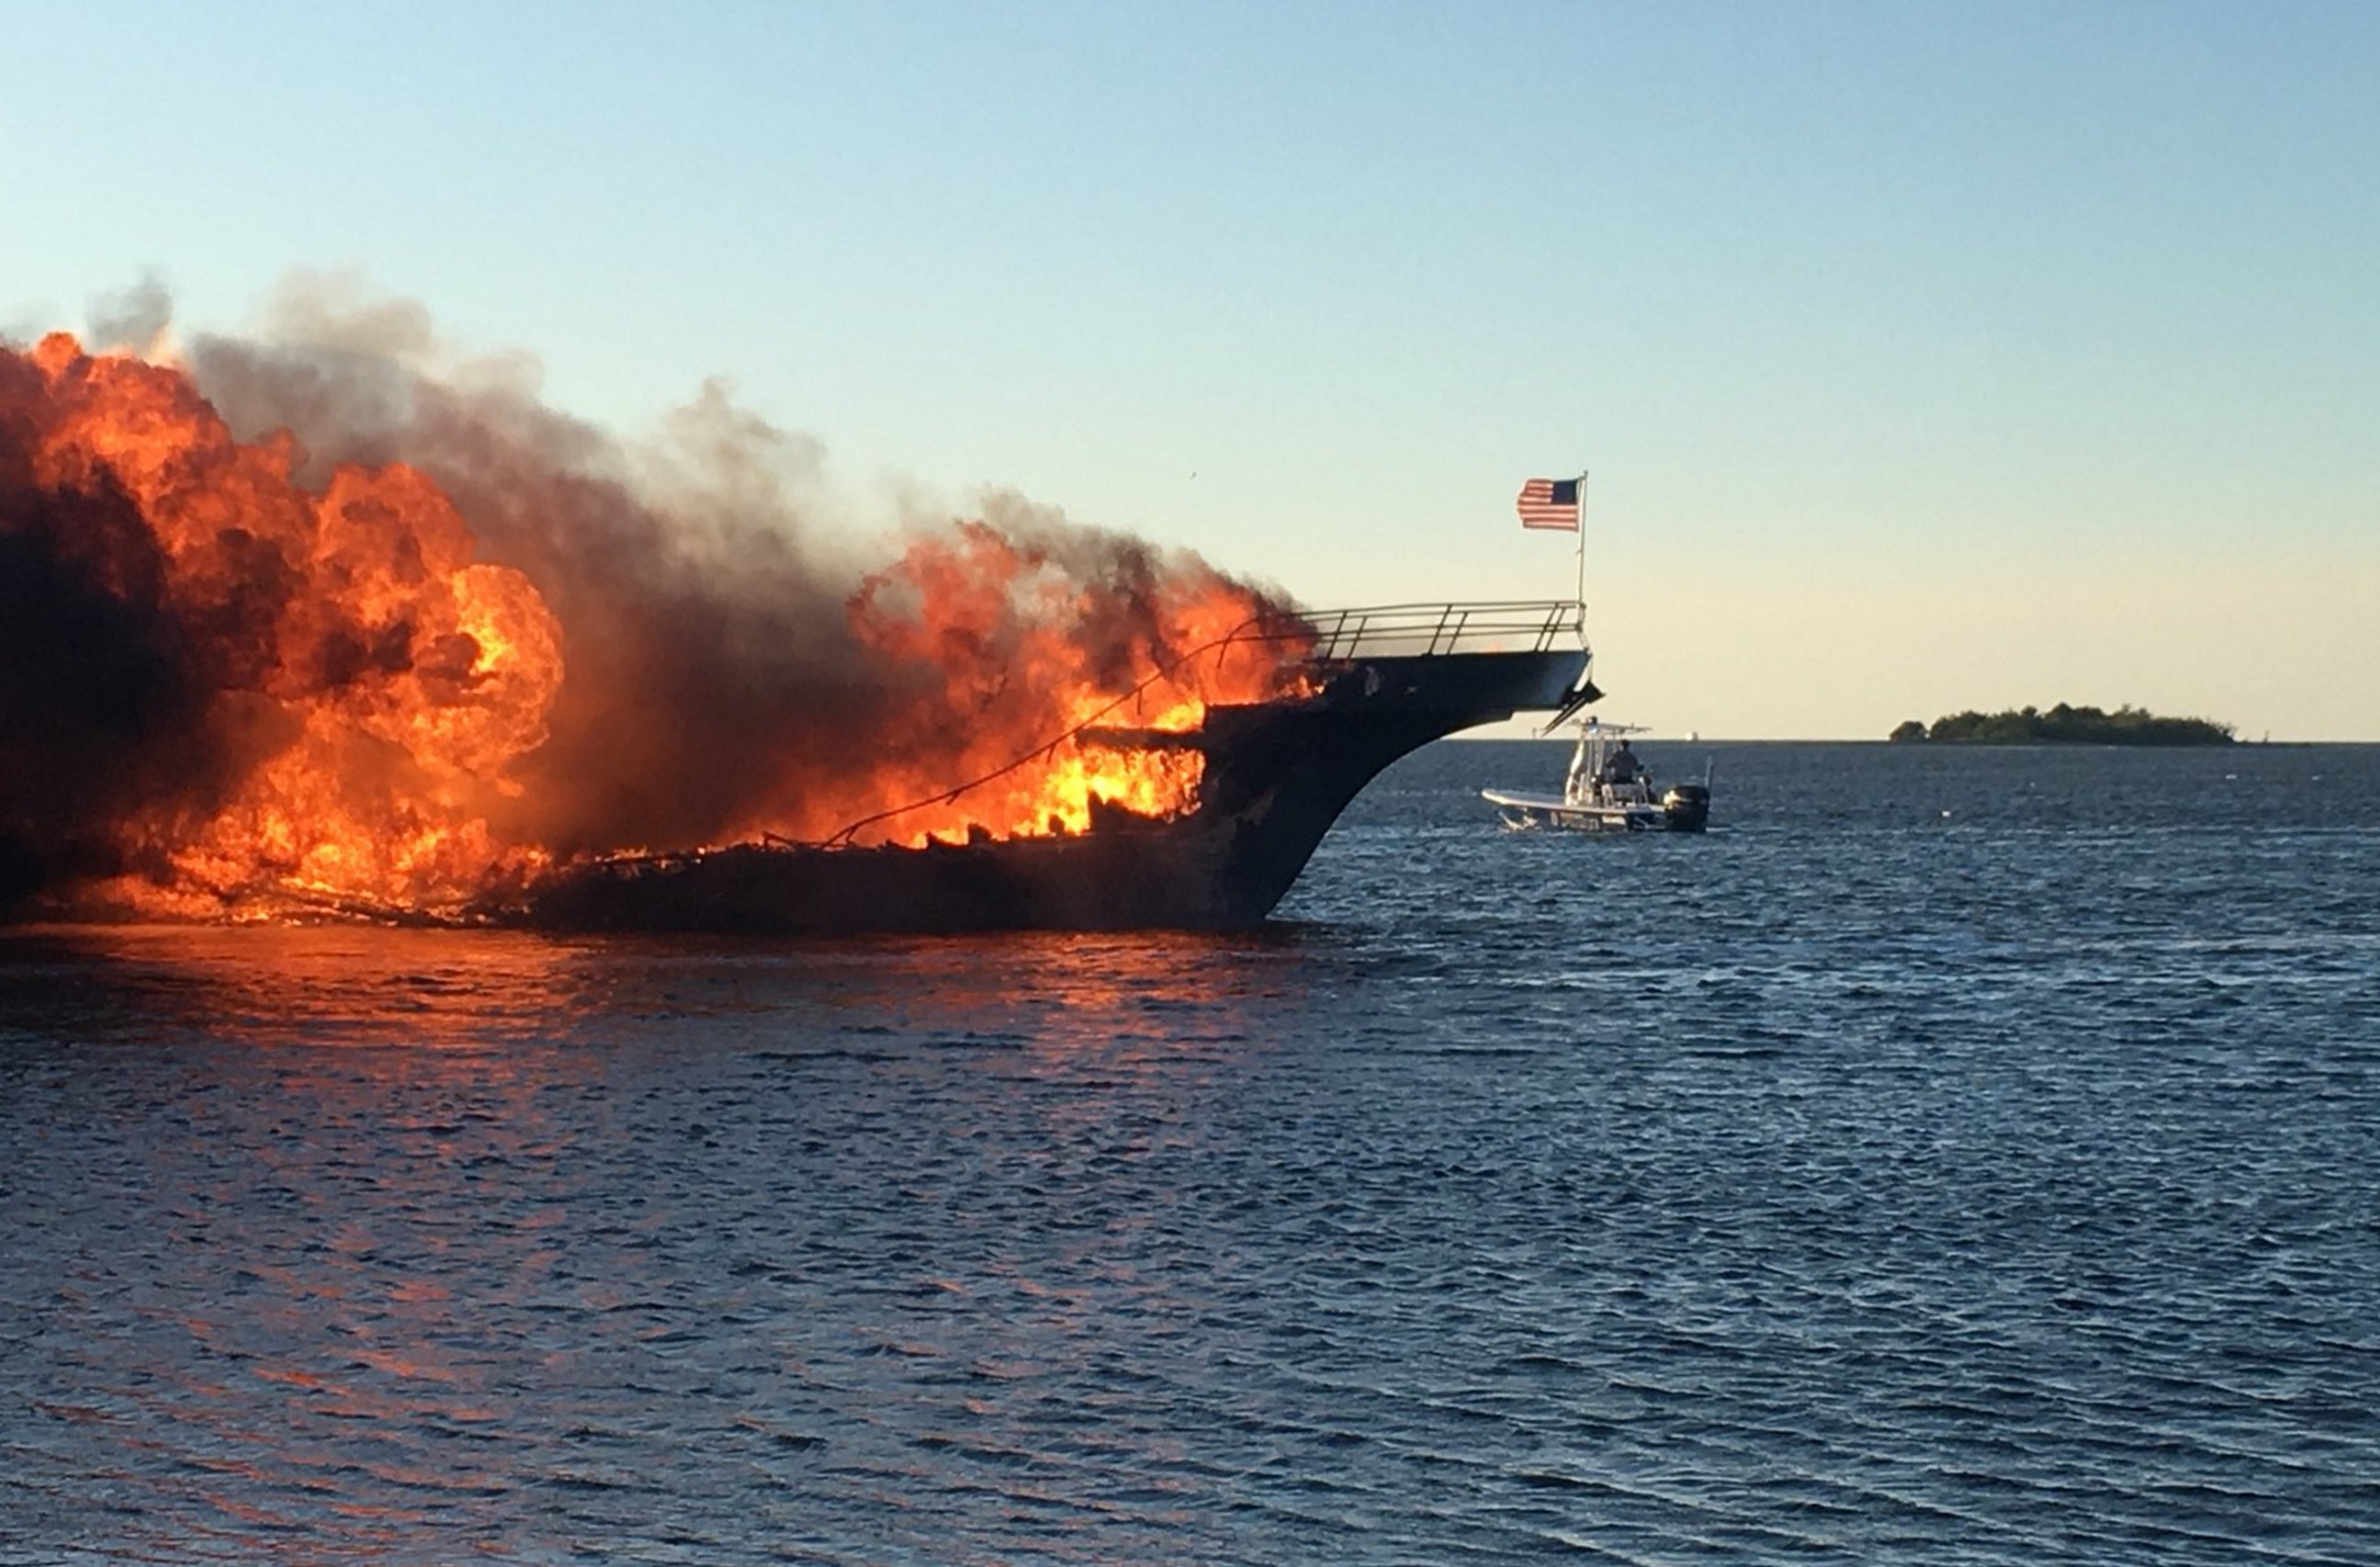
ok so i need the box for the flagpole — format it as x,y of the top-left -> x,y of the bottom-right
1574,468 -> 1589,624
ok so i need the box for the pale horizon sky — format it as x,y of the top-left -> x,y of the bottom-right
6,1 -> 2375,738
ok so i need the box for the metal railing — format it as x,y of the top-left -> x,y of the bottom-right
1278,600 -> 1585,661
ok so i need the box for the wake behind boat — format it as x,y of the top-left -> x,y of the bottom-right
1483,718 -> 1710,832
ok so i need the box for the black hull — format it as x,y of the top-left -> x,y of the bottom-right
516,647 -> 1587,934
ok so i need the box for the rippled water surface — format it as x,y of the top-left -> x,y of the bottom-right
5,742 -> 2377,1563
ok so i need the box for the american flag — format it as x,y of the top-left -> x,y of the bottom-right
1516,477 -> 1581,531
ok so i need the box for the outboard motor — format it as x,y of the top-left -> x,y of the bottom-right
1662,783 -> 1710,833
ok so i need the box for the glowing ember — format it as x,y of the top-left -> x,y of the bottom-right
0,333 -> 1312,920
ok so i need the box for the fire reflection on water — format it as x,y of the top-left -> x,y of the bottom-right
4,919 -> 1301,1049
6,929 -> 599,1546
1,922 -> 1315,1557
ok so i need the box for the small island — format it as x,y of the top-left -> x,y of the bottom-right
1889,704 -> 2235,746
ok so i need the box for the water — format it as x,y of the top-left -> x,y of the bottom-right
4,741 -> 2376,1564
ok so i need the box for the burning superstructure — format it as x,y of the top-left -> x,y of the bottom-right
4,324 -> 1586,932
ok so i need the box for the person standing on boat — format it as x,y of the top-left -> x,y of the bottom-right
1601,738 -> 1645,788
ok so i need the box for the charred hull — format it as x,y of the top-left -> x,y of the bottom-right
514,646 -> 1587,934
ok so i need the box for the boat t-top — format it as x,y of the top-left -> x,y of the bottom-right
1483,717 -> 1710,833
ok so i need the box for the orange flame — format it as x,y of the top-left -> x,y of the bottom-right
18,334 -> 562,918
1,335 -> 1312,919
801,521 -> 1305,848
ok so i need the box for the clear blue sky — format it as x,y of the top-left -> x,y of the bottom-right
6,1 -> 2375,737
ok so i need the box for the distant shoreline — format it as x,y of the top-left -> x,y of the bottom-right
1888,705 -> 2235,747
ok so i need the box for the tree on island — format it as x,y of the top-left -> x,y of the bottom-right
1888,703 -> 2235,745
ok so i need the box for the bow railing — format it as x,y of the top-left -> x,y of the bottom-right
1268,599 -> 1585,661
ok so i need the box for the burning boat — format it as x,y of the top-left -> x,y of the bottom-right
513,603 -> 1592,933
5,328 -> 1592,934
